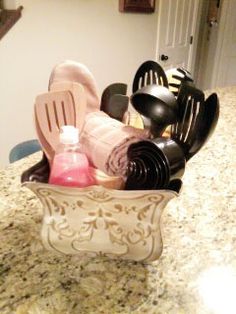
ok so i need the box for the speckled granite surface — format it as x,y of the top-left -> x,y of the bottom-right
0,86 -> 236,313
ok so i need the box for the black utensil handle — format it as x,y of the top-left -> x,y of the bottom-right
21,153 -> 50,183
100,83 -> 128,112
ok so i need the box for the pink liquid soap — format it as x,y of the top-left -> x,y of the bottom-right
49,126 -> 97,188
49,152 -> 96,187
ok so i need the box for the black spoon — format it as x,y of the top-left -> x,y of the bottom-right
131,84 -> 178,136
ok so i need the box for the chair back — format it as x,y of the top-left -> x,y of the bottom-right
9,139 -> 41,163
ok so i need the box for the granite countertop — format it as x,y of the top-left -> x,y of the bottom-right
0,86 -> 236,313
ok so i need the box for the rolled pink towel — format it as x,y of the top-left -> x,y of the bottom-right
48,60 -> 100,113
80,111 -> 149,177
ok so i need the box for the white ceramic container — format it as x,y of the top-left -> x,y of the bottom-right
24,182 -> 180,262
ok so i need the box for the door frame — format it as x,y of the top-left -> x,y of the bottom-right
155,0 -> 202,75
211,0 -> 229,87
196,0 -> 231,89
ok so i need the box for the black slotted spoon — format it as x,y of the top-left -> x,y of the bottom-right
171,83 -> 205,160
132,60 -> 169,93
186,92 -> 219,159
168,67 -> 194,97
132,60 -> 171,136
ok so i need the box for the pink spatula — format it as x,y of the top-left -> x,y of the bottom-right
49,81 -> 87,131
35,90 -> 76,163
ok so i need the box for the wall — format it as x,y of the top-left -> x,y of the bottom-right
0,0 -> 158,167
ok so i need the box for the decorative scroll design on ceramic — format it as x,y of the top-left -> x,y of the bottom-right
23,182 -> 178,262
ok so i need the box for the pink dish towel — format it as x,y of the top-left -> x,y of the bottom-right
80,111 -> 149,177
48,60 -> 100,113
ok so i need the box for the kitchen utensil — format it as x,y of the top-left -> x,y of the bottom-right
49,81 -> 87,131
185,92 -> 219,160
172,67 -> 193,82
21,153 -> 50,183
122,110 -> 130,125
35,114 -> 54,164
35,90 -> 76,162
100,83 -> 128,121
167,178 -> 183,194
122,112 -> 144,129
170,83 -> 205,160
131,84 -> 178,136
107,94 -> 129,121
166,67 -> 194,96
125,138 -> 185,190
140,115 -> 169,137
167,68 -> 193,96
132,60 -> 169,93
127,149 -> 165,189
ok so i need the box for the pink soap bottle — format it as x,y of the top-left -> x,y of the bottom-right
49,125 -> 96,187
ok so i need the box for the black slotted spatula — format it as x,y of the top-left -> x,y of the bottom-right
132,60 -> 169,93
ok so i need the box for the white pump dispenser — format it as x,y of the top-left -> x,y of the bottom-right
59,125 -> 79,145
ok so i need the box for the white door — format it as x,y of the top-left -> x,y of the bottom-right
156,0 -> 200,72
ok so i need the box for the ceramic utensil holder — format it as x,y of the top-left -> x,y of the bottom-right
23,181 -> 180,262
